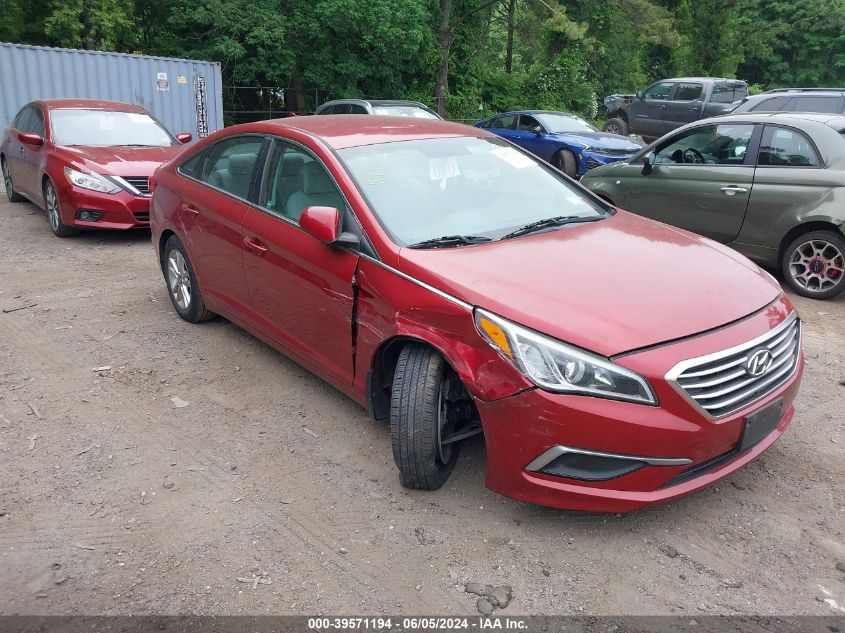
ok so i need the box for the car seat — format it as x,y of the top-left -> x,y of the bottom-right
209,153 -> 257,198
286,162 -> 344,222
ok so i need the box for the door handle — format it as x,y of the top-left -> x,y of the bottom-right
18,147 -> 24,154
180,203 -> 200,216
687,106 -> 699,111
720,185 -> 748,196
658,104 -> 667,109
243,236 -> 268,255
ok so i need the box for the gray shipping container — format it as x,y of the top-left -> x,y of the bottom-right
0,42 -> 223,140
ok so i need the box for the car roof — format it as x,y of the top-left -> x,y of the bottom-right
486,110 -> 584,118
664,77 -> 742,83
714,111 -> 845,127
233,114 -> 485,149
35,99 -> 146,112
321,99 -> 430,107
762,87 -> 845,94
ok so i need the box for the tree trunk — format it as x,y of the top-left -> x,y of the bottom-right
505,0 -> 516,73
434,0 -> 452,117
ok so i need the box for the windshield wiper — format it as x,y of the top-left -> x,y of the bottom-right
501,215 -> 602,240
408,234 -> 492,249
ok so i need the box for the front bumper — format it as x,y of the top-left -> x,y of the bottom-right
577,152 -> 632,177
55,180 -> 151,230
477,298 -> 803,513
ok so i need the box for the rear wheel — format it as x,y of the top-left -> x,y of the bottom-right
162,235 -> 216,322
44,179 -> 79,237
390,344 -> 471,490
2,157 -> 24,202
781,230 -> 845,300
602,117 -> 629,136
555,149 -> 578,179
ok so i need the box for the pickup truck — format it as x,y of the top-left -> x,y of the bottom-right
602,77 -> 748,141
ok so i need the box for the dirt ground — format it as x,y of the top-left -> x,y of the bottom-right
0,190 -> 843,617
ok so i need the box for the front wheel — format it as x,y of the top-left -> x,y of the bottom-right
602,117 -> 629,136
44,179 -> 79,237
555,149 -> 578,179
781,230 -> 845,300
390,344 -> 462,490
162,235 -> 216,322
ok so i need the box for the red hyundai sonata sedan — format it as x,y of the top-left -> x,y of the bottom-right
1,99 -> 191,236
150,116 -> 803,512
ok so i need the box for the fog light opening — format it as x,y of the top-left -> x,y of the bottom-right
538,452 -> 646,481
76,210 -> 104,222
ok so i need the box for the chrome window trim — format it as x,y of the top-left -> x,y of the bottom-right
665,311 -> 800,420
525,445 -> 692,472
110,175 -> 149,197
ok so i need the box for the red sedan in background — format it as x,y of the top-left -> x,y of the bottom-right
150,115 -> 803,512
1,99 -> 191,237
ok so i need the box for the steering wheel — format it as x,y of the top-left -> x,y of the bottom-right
682,148 -> 705,164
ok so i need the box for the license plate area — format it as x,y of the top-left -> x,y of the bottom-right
739,398 -> 783,452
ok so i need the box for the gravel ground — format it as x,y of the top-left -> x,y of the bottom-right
0,190 -> 843,617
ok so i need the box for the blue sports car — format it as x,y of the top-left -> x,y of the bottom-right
475,110 -> 642,178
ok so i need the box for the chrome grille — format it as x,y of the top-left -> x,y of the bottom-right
593,148 -> 634,157
666,314 -> 801,419
123,176 -> 150,195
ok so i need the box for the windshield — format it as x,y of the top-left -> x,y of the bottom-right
338,136 -> 607,246
371,105 -> 440,119
51,109 -> 175,147
539,114 -> 597,134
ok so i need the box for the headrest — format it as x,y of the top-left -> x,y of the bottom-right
280,153 -> 305,177
302,161 -> 335,194
228,153 -> 256,176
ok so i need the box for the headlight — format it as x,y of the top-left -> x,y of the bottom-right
475,309 -> 656,405
64,167 -> 120,194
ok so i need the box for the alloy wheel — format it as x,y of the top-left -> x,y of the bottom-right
788,239 -> 844,294
435,377 -> 455,465
167,250 -> 192,310
45,183 -> 60,232
2,160 -> 11,194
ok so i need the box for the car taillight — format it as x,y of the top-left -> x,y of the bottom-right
148,175 -> 157,193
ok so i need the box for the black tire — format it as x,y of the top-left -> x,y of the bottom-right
161,235 -> 216,322
555,149 -> 578,179
43,179 -> 79,237
781,230 -> 845,300
2,156 -> 24,202
390,344 -> 459,490
602,117 -> 629,136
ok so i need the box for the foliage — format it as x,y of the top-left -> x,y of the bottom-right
2,0 -> 845,121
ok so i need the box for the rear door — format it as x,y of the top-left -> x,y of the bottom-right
177,134 -> 264,315
17,105 -> 47,198
5,106 -> 35,197
487,113 -> 519,143
240,138 -> 361,386
627,81 -> 675,137
662,82 -> 705,132
623,122 -> 759,243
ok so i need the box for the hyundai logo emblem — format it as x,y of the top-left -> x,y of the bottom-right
745,348 -> 774,377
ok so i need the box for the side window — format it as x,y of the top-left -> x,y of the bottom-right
749,96 -> 790,112
261,140 -> 346,223
319,105 -> 335,115
30,107 -> 46,136
791,96 -> 842,114
491,114 -> 517,130
516,115 -> 542,132
758,126 -> 820,167
643,82 -> 674,100
332,104 -> 352,114
654,124 -> 755,165
712,83 -> 746,103
673,83 -> 703,101
14,106 -> 35,132
348,104 -> 368,114
200,136 -> 264,199
178,148 -> 208,178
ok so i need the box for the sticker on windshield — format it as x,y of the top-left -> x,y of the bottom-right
429,157 -> 460,189
490,146 -> 534,169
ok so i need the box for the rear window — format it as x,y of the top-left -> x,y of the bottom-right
749,96 -> 790,111
673,83 -> 703,101
712,83 -> 748,103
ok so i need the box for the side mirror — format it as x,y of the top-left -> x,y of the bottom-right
636,91 -> 644,100
299,206 -> 360,248
18,132 -> 44,146
176,133 -> 192,144
641,153 -> 654,176
532,125 -> 543,136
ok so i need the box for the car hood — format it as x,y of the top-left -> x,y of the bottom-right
54,145 -> 186,176
398,211 -> 781,357
549,131 -> 641,151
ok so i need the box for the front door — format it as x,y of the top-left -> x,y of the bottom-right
662,82 -> 705,133
178,134 -> 264,315
623,122 -> 758,243
511,114 -> 548,157
240,139 -> 359,386
627,81 -> 675,138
